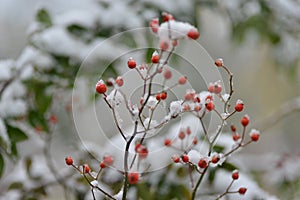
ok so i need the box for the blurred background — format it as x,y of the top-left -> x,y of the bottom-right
0,0 -> 300,199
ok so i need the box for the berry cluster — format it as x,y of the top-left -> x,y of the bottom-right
66,12 -> 261,200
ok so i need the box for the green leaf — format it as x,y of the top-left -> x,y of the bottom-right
8,182 -> 23,190
212,145 -> 224,153
0,153 -> 4,178
67,24 -> 88,37
208,168 -> 216,185
221,162 -> 238,172
137,182 -> 154,200
28,110 -> 48,132
7,125 -> 28,143
36,8 -> 52,27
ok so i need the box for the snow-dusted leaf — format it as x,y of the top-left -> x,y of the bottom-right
36,8 -> 52,27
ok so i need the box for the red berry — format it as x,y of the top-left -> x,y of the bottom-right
181,154 -> 189,163
251,133 -> 259,141
232,133 -> 241,141
162,12 -> 174,22
103,155 -> 114,166
231,124 -> 236,132
135,144 -> 142,154
178,76 -> 187,85
211,155 -> 220,164
96,81 -> 107,94
127,58 -> 136,69
198,158 -> 208,169
83,164 -> 90,173
115,76 -> 124,87
238,187 -> 247,195
65,156 -> 73,165
183,104 -> 190,111
250,129 -> 260,142
187,29 -> 199,40
164,139 -> 172,146
232,170 -> 239,180
235,100 -> 244,112
192,137 -> 198,145
100,162 -> 106,168
205,101 -> 215,111
156,94 -> 161,101
160,92 -> 167,100
241,115 -> 250,127
151,52 -> 160,63
215,58 -> 223,67
172,155 -> 180,163
164,69 -> 172,79
128,172 -> 139,184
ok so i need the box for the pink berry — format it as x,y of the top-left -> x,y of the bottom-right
138,146 -> 148,159
181,154 -> 189,163
214,83 -> 222,94
241,115 -> 250,127
178,76 -> 187,85
128,172 -> 139,184
160,40 -> 169,51
115,76 -> 124,87
164,69 -> 172,79
96,81 -> 107,94
149,18 -> 159,33
215,58 -> 223,67
187,29 -> 199,40
127,58 -> 136,69
103,155 -> 114,166
178,130 -> 185,140
65,157 -> 73,166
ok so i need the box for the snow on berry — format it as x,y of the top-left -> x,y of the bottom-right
249,129 -> 260,142
215,58 -> 223,67
168,100 -> 183,116
187,28 -> 199,40
235,99 -> 244,112
115,76 -> 124,87
95,80 -> 107,94
151,51 -> 160,63
241,115 -> 250,127
163,68 -> 172,79
127,57 -> 136,69
232,170 -> 239,180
